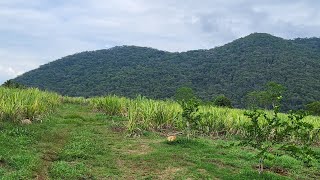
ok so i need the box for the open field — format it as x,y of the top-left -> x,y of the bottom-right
0,103 -> 319,179
1,89 -> 320,179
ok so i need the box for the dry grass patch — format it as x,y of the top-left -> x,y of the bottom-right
158,166 -> 183,180
125,143 -> 153,155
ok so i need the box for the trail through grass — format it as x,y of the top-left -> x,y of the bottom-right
0,103 -> 319,179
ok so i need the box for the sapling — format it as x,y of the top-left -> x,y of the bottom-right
179,98 -> 201,140
242,97 -> 319,174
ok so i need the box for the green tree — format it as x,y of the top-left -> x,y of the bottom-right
242,99 -> 320,174
213,95 -> 232,108
246,91 -> 266,109
264,81 -> 286,107
174,87 -> 196,102
1,80 -> 26,89
246,82 -> 285,109
179,98 -> 201,140
306,101 -> 320,116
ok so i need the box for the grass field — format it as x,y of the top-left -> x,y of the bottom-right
0,103 -> 319,179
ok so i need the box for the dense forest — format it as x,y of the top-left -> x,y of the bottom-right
13,33 -> 320,110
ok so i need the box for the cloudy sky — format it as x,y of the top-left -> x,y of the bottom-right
0,0 -> 319,83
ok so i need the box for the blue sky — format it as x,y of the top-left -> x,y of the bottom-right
0,0 -> 320,83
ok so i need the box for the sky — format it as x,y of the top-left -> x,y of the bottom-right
0,0 -> 320,83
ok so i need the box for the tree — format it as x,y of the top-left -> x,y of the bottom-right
246,82 -> 285,109
174,87 -> 196,102
1,80 -> 26,89
264,81 -> 286,107
242,99 -> 320,174
213,95 -> 232,108
246,91 -> 267,109
179,98 -> 201,140
306,101 -> 320,116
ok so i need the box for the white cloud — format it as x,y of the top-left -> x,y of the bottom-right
0,0 -> 319,83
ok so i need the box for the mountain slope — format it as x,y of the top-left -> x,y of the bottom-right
13,33 -> 320,110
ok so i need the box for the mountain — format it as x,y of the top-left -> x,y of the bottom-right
13,33 -> 320,110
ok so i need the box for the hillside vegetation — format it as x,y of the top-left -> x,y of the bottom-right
13,33 -> 320,110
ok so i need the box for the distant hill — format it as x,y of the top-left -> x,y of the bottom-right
13,33 -> 320,110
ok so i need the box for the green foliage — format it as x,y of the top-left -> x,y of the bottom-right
293,37 -> 320,52
13,33 -> 320,111
91,95 -> 126,116
306,101 -> 320,116
1,80 -> 26,89
174,87 -> 196,102
89,95 -> 320,138
246,82 -> 285,109
90,95 -> 182,136
242,101 -> 320,173
213,95 -> 232,108
179,98 -> 201,139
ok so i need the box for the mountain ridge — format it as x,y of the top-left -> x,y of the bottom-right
13,33 -> 320,110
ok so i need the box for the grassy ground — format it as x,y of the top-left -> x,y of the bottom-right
0,103 -> 319,179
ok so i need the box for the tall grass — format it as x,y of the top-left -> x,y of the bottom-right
197,106 -> 247,135
62,96 -> 89,105
90,95 -> 128,116
90,96 -> 181,134
0,87 -> 61,122
90,95 -> 320,136
126,96 -> 181,134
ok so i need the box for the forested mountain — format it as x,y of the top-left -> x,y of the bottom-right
293,37 -> 320,52
13,33 -> 320,110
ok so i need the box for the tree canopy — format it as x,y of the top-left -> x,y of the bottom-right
213,95 -> 233,108
174,87 -> 196,102
1,80 -> 26,89
305,101 -> 320,116
246,82 -> 285,109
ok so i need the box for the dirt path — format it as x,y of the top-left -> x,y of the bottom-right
35,128 -> 71,180
32,104 -> 124,179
